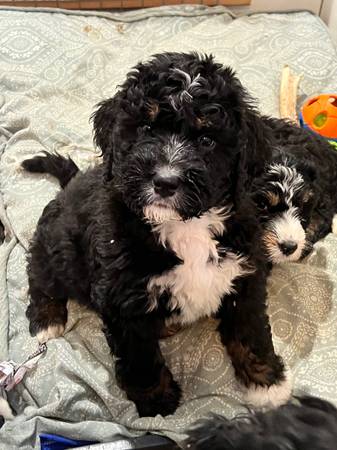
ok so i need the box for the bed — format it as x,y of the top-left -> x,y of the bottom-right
0,5 -> 337,448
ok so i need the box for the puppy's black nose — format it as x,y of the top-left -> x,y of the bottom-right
153,174 -> 180,197
279,241 -> 298,256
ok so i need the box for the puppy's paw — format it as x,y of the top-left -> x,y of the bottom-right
27,298 -> 67,343
125,366 -> 182,417
36,324 -> 65,343
244,370 -> 292,409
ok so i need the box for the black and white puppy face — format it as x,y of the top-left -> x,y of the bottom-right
113,129 -> 211,224
92,53 -> 250,223
253,161 -> 317,263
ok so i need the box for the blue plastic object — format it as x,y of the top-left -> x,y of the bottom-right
39,433 -> 98,450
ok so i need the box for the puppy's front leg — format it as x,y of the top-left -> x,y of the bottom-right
218,270 -> 292,408
102,313 -> 181,417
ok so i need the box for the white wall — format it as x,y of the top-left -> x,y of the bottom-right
321,0 -> 337,43
231,0 -> 336,44
249,0 -> 321,14
231,0 -> 322,15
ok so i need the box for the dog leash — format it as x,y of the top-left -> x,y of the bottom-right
0,343 -> 47,391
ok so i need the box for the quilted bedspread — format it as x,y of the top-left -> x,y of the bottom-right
0,5 -> 337,449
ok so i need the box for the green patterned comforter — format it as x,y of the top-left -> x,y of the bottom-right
0,5 -> 337,449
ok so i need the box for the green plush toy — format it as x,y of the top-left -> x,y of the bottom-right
329,141 -> 337,151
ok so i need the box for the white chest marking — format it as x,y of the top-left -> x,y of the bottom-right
147,208 -> 250,325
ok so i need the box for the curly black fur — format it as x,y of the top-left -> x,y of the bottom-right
23,53 -> 292,417
185,396 -> 337,449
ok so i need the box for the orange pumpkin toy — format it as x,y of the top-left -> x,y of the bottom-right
300,94 -> 337,141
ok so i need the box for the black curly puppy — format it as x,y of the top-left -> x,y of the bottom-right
22,52 -> 290,417
185,396 -> 337,450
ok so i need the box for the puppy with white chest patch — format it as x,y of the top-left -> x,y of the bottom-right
22,53 -> 290,417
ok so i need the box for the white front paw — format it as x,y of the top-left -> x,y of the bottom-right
244,370 -> 292,409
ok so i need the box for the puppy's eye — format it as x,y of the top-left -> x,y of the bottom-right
259,200 -> 268,210
138,125 -> 152,135
198,136 -> 215,149
255,196 -> 268,210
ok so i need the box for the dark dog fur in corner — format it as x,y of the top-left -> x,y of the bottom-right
185,396 -> 337,450
22,52 -> 298,417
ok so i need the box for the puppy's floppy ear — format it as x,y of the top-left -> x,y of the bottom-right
91,94 -> 121,181
216,66 -> 266,204
91,97 -> 117,154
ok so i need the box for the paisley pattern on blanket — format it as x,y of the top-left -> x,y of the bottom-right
0,5 -> 337,448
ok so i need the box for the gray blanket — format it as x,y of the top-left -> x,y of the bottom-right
0,5 -> 337,449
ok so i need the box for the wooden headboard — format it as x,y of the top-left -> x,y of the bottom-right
0,0 -> 251,10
